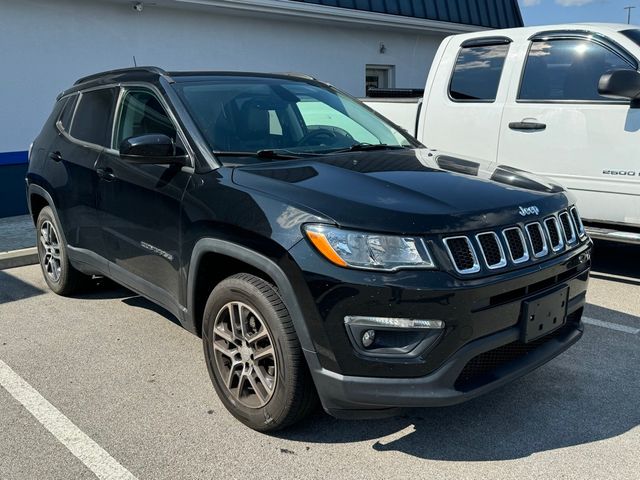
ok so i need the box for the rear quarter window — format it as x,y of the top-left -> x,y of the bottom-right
449,43 -> 510,102
58,94 -> 78,132
70,88 -> 118,147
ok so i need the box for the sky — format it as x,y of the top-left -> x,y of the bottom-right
518,0 -> 640,26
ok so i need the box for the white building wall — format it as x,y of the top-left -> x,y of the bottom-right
0,0 -> 446,154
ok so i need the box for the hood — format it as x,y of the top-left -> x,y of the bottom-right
232,149 -> 571,234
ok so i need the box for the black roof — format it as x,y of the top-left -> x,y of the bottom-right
289,0 -> 523,29
61,67 -> 323,98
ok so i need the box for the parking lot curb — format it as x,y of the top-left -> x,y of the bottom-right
0,247 -> 38,270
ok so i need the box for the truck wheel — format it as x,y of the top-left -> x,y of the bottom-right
202,273 -> 317,431
36,206 -> 87,295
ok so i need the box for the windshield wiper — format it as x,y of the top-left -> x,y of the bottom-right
326,143 -> 408,154
212,150 -> 300,161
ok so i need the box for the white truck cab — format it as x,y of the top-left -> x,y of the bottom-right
364,24 -> 640,244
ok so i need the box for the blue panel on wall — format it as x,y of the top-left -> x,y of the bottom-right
0,163 -> 29,218
0,151 -> 28,166
289,0 -> 524,28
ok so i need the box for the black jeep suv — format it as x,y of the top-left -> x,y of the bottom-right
27,67 -> 592,431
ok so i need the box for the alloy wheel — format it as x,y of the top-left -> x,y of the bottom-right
212,301 -> 277,408
40,220 -> 62,283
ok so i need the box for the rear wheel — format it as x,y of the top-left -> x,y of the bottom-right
202,273 -> 317,431
36,206 -> 88,295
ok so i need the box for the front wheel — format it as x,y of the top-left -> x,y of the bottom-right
202,273 -> 317,431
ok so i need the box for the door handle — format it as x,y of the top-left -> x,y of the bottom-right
49,151 -> 63,162
509,121 -> 546,131
96,167 -> 116,181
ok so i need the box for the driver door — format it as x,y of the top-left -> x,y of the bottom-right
96,87 -> 192,308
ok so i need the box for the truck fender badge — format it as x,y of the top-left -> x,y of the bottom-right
519,206 -> 540,216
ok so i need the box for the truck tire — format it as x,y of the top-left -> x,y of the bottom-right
36,206 -> 88,295
202,273 -> 317,431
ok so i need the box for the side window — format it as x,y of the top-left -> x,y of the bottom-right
70,88 -> 118,147
268,110 -> 283,136
57,94 -> 78,132
519,39 -> 635,102
115,90 -> 176,147
449,43 -> 510,102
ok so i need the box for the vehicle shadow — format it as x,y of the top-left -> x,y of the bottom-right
278,332 -> 639,461
0,269 -> 45,304
590,240 -> 640,280
73,278 -> 182,327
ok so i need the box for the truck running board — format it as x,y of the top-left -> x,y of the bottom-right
585,226 -> 640,245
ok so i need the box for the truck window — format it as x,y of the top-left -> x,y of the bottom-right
620,29 -> 640,47
297,99 -> 379,144
449,44 -> 509,102
518,39 -> 635,102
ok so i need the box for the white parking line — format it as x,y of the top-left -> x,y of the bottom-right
0,358 -> 137,480
583,316 -> 640,335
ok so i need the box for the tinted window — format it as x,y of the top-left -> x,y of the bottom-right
70,88 -> 118,146
58,94 -> 78,131
449,44 -> 509,101
115,90 -> 176,147
519,40 -> 634,102
621,29 -> 640,47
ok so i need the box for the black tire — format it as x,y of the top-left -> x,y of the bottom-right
202,273 -> 317,431
36,206 -> 88,295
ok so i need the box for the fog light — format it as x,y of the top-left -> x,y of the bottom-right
344,316 -> 445,330
361,329 -> 376,348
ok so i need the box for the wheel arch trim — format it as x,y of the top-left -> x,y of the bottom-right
28,184 -> 69,247
187,238 -> 316,353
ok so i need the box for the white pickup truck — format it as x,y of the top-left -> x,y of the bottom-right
364,23 -> 640,244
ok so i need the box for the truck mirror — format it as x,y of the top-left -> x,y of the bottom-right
598,69 -> 640,107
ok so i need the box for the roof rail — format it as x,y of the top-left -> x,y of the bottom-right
274,72 -> 317,81
74,66 -> 170,85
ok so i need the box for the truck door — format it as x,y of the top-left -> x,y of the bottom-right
420,37 -> 513,166
497,31 -> 640,226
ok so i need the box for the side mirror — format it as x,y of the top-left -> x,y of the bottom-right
119,134 -> 189,166
598,69 -> 640,106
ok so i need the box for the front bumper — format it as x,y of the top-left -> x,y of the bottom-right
289,239 -> 591,417
306,311 -> 583,418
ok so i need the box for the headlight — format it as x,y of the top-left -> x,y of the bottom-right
303,224 -> 435,271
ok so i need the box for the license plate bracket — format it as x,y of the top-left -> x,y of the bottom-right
521,286 -> 569,343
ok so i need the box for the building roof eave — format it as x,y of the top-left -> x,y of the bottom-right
171,0 -> 488,34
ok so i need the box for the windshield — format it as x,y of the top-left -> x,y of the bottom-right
173,76 -> 415,164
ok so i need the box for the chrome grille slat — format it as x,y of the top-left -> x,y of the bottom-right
559,211 -> 577,244
442,207 -> 584,275
525,222 -> 549,258
443,236 -> 481,274
475,232 -> 507,269
502,227 -> 530,264
544,216 -> 564,252
570,206 -> 586,238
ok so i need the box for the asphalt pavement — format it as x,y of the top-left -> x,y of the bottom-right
0,241 -> 638,480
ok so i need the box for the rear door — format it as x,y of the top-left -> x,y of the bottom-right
497,31 -> 640,226
54,87 -> 118,260
420,36 -> 513,165
96,86 -> 192,309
